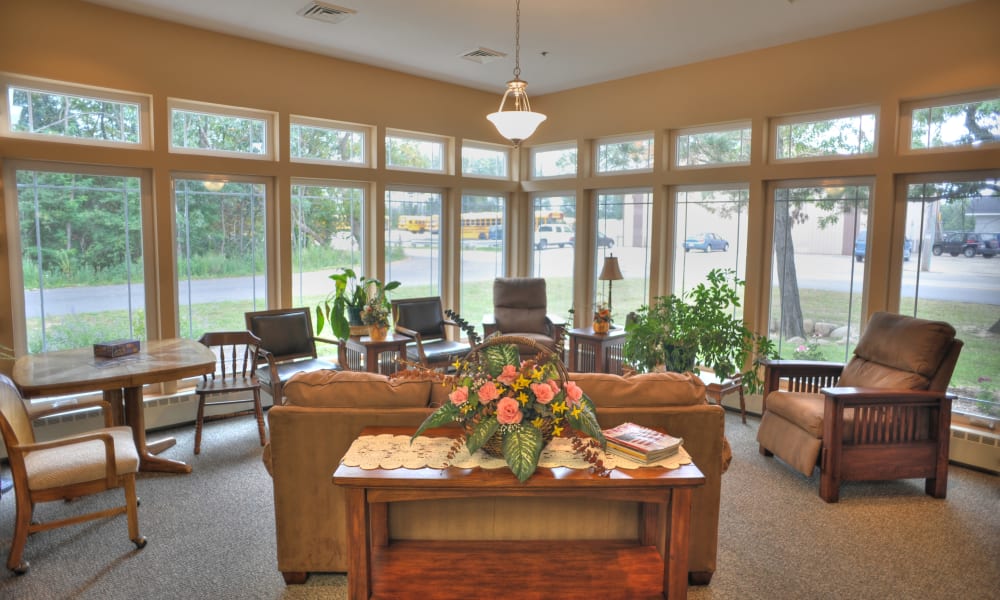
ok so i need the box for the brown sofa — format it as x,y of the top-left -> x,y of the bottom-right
263,369 -> 730,585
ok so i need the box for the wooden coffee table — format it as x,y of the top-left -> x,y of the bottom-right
333,427 -> 705,599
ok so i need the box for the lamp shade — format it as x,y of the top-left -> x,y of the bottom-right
487,109 -> 547,145
598,255 -> 624,281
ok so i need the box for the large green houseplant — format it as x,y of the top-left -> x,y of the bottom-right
315,268 -> 400,340
622,268 -> 776,394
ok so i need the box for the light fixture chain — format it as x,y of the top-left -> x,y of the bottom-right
513,0 -> 521,80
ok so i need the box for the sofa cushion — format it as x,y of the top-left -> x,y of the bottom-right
283,370 -> 432,408
570,371 -> 707,407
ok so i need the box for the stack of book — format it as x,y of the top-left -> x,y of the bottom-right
603,422 -> 683,464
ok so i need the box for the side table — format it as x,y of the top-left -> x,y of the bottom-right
343,333 -> 410,375
567,326 -> 626,374
703,372 -> 747,424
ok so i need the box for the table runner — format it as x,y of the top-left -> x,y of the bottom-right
341,433 -> 692,471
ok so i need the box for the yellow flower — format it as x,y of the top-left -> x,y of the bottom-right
513,375 -> 530,390
531,416 -> 546,429
571,405 -> 583,419
551,400 -> 567,415
517,391 -> 529,405
552,424 -> 564,437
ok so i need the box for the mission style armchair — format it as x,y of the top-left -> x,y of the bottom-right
245,307 -> 346,403
391,296 -> 474,370
756,311 -> 963,503
483,277 -> 566,360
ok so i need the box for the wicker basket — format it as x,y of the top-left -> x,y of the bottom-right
461,334 -> 566,458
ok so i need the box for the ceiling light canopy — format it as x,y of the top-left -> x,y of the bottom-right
487,0 -> 546,147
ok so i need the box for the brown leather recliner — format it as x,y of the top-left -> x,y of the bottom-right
483,277 -> 566,359
756,311 -> 962,502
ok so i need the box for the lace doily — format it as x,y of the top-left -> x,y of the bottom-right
341,433 -> 692,471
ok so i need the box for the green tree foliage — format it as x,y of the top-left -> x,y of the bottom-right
171,110 -> 266,154
10,88 -> 140,143
910,100 -> 1000,149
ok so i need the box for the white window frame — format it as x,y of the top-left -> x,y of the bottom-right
672,121 -> 752,169
530,141 -> 578,180
594,133 -> 655,175
168,98 -> 277,160
289,115 -> 374,167
771,106 -> 880,163
900,89 -> 1000,155
385,129 -> 451,174
1,72 -> 152,150
461,140 -> 511,180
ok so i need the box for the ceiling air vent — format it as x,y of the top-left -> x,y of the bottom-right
460,47 -> 506,65
297,1 -> 357,24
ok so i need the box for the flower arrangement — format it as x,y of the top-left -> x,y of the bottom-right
412,336 -> 606,482
359,299 -> 389,328
593,302 -> 612,333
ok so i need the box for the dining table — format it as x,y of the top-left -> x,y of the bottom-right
12,338 -> 216,474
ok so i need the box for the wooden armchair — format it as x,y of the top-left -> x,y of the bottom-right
483,277 -> 566,360
756,312 -> 963,502
0,374 -> 146,574
391,297 -> 473,370
245,307 -> 346,403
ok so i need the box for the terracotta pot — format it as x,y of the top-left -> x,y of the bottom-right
369,324 -> 388,341
592,319 -> 610,334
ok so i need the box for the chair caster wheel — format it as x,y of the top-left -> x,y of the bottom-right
12,560 -> 29,575
133,536 -> 148,549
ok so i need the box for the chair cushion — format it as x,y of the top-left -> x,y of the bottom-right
764,391 -> 825,438
24,426 -> 139,490
283,370 -> 433,408
251,313 -> 314,358
407,340 -> 469,364
257,359 -> 339,387
841,312 -> 956,387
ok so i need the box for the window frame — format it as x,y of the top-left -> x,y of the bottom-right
899,89 -> 1000,155
529,141 -> 579,180
594,132 -> 655,175
672,121 -> 752,169
289,115 -> 375,168
1,72 -> 152,150
771,106 -> 880,163
461,140 -> 511,180
168,98 -> 277,161
384,129 -> 451,174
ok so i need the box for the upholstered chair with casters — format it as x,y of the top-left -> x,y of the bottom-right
244,307 -> 346,403
194,330 -> 267,454
391,297 -> 474,370
756,311 -> 963,502
0,374 -> 146,574
483,277 -> 567,360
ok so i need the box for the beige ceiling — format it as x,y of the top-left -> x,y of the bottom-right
85,0 -> 970,95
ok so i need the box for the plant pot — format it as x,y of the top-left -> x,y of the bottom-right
369,324 -> 388,341
592,319 -> 610,334
347,306 -> 365,326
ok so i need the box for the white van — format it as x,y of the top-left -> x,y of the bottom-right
534,224 -> 574,249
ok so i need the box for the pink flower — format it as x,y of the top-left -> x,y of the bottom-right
478,381 -> 500,403
497,364 -> 518,385
496,397 -> 523,425
548,380 -> 560,393
531,382 -> 555,404
796,345 -> 807,352
449,386 -> 469,406
564,381 -> 583,404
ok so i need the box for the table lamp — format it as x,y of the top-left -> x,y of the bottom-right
598,254 -> 624,314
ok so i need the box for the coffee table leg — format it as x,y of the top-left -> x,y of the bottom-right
123,386 -> 192,474
664,488 -> 692,600
346,488 -> 372,600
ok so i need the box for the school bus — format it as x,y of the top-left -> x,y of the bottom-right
534,210 -> 565,229
460,211 -> 503,240
398,214 -> 439,234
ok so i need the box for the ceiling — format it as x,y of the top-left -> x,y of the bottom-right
84,0 -> 969,95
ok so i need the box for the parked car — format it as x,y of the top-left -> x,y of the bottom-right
683,232 -> 729,252
854,230 -> 912,262
568,232 -> 615,248
487,224 -> 503,240
534,223 -> 574,249
932,232 -> 984,258
976,233 -> 998,258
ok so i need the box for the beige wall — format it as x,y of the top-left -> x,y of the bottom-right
1,0 -> 999,364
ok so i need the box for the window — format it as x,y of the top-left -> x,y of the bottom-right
595,190 -> 652,323
3,74 -> 150,148
674,123 -> 751,168
291,182 -> 364,308
385,189 -> 442,297
596,134 -> 653,174
385,130 -> 447,173
175,177 -> 268,340
290,116 -> 371,166
531,194 -> 576,315
461,194 -> 506,322
462,142 -> 509,178
770,181 -> 871,362
901,174 -> 1000,424
904,91 -> 1000,151
13,166 -> 146,352
674,186 -> 749,298
531,143 -> 577,179
773,108 -> 878,161
169,99 -> 275,159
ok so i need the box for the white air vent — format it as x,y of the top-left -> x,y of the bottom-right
460,47 -> 506,64
297,1 -> 356,24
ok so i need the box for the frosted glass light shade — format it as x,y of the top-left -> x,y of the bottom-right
487,110 -> 547,145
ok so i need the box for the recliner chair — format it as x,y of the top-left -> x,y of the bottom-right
483,277 -> 566,360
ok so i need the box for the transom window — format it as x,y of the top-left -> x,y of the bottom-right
2,73 -> 150,149
531,143 -> 577,179
674,123 -> 751,168
461,141 -> 509,178
290,116 -> 371,166
595,134 -> 654,174
903,90 -> 1000,152
385,130 -> 448,173
169,99 -> 275,159
773,107 -> 878,161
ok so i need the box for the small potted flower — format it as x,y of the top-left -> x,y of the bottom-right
593,302 -> 612,334
413,336 -> 606,482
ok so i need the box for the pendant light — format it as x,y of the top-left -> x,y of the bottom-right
487,0 -> 546,146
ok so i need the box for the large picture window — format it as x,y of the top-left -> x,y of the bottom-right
461,194 -> 505,321
385,189 -> 443,297
531,194 -> 576,315
595,190 -> 652,323
291,182 -> 364,308
674,186 -> 749,297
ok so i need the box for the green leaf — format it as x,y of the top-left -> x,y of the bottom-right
502,425 -> 543,483
564,397 -> 606,449
412,403 -> 460,441
482,344 -> 519,376
465,416 -> 499,454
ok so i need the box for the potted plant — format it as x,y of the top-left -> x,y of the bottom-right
622,268 -> 776,394
315,268 -> 400,340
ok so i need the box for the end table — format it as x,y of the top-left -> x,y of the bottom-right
343,332 -> 410,375
567,326 -> 626,374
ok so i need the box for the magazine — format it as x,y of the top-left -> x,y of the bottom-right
603,422 -> 683,463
